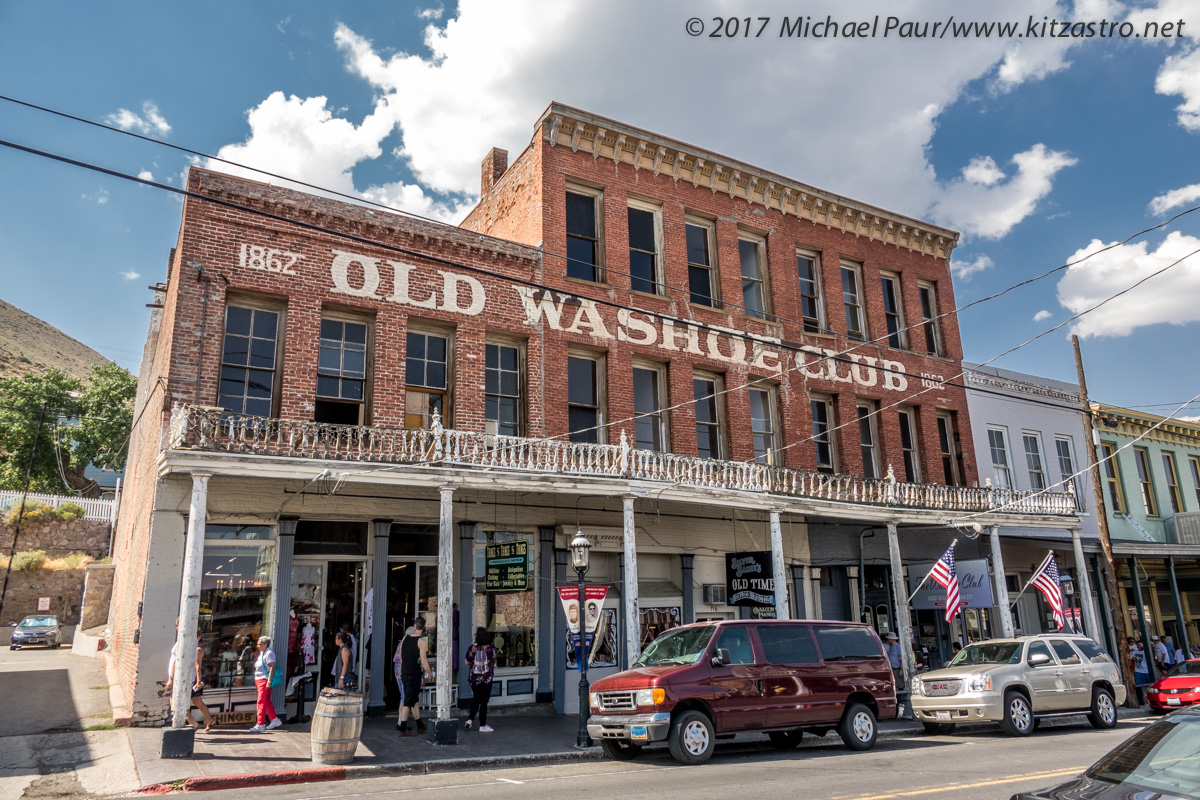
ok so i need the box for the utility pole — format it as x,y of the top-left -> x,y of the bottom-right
1073,335 -> 1137,705
0,401 -> 48,622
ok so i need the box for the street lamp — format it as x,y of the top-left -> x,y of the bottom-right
570,529 -> 592,748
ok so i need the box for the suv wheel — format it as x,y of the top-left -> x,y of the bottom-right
1000,691 -> 1034,736
668,710 -> 715,765
1088,688 -> 1118,730
838,703 -> 878,751
767,730 -> 803,749
601,739 -> 642,761
920,721 -> 955,735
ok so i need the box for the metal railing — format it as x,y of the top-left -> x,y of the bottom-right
166,405 -> 1078,517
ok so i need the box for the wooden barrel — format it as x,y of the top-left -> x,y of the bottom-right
310,690 -> 364,765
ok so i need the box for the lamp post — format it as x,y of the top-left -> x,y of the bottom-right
571,529 -> 592,748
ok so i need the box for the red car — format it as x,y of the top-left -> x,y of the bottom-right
1146,658 -> 1200,712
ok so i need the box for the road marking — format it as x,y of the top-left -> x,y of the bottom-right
827,767 -> 1087,800
496,778 -> 524,785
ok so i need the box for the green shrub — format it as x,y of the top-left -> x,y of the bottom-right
54,502 -> 86,520
3,500 -> 56,526
62,553 -> 90,568
12,550 -> 47,572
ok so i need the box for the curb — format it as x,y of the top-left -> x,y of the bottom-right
134,708 -> 1155,793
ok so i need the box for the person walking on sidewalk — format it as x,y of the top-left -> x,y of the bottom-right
464,626 -> 497,732
165,618 -> 214,732
397,617 -> 432,737
334,631 -> 357,691
393,623 -> 415,731
249,636 -> 283,733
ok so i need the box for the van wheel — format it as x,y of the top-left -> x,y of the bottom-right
601,740 -> 642,761
921,721 -> 954,735
838,703 -> 877,751
668,710 -> 715,765
1088,688 -> 1118,729
767,730 -> 803,749
1000,692 -> 1033,736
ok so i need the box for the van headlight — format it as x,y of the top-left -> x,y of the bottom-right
967,674 -> 992,692
635,688 -> 666,706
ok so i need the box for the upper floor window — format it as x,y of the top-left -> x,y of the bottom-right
856,401 -> 880,479
739,234 -> 770,320
686,218 -> 718,308
749,384 -> 780,465
1162,452 -> 1184,514
405,329 -> 451,429
987,427 -> 1012,489
841,262 -> 866,341
627,200 -> 662,295
219,302 -> 281,418
898,407 -> 921,483
880,272 -> 906,349
1100,442 -> 1127,514
568,352 -> 605,444
566,187 -> 603,283
918,281 -> 943,356
796,250 -> 824,334
485,342 -> 523,438
1055,437 -> 1083,510
1134,447 -> 1158,516
316,316 -> 368,425
632,363 -> 668,452
1023,432 -> 1047,492
811,394 -> 836,473
936,411 -> 962,486
1190,456 -> 1200,509
693,373 -> 724,460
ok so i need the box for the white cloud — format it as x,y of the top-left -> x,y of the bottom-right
1150,182 -> 1200,215
416,6 -> 443,20
105,101 -> 171,136
930,144 -> 1078,239
277,15 -> 291,35
992,0 -> 1124,92
1033,309 -> 1052,322
1057,231 -> 1200,338
93,188 -> 109,205
950,254 -> 994,280
1127,0 -> 1200,131
119,270 -> 140,281
137,170 -> 153,181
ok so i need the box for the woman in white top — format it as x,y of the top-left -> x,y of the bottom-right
249,636 -> 283,732
165,618 -> 214,731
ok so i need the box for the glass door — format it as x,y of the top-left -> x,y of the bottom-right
320,561 -> 365,689
385,559 -> 439,709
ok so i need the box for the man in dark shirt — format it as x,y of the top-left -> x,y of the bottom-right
397,617 -> 432,736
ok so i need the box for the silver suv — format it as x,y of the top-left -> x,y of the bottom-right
910,634 -> 1125,736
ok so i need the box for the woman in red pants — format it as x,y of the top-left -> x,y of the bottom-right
249,636 -> 283,732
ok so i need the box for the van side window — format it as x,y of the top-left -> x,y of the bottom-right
715,628 -> 755,665
1050,640 -> 1082,665
813,626 -> 882,661
1074,639 -> 1114,664
757,625 -> 819,665
1027,641 -> 1055,665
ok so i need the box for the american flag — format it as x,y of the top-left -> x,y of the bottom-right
928,545 -> 966,623
1030,553 -> 1066,630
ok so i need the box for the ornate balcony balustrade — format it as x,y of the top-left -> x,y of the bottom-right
166,405 -> 1078,517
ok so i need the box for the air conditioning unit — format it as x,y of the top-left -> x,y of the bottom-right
702,584 -> 727,605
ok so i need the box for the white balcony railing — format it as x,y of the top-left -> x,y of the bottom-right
166,405 -> 1078,517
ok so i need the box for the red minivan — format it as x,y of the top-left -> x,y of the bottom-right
586,619 -> 897,764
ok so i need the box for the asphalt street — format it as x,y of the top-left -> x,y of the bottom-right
180,716 -> 1153,800
0,644 -> 139,798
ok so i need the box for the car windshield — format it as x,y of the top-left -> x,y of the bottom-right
948,642 -> 1022,666
1167,661 -> 1200,678
633,626 -> 715,667
1087,713 -> 1200,798
20,617 -> 56,627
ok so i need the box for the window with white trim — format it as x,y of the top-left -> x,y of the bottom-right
686,216 -> 718,308
632,362 -> 668,452
627,199 -> 663,295
936,411 -> 962,486
1100,443 -> 1127,514
1134,448 -> 1158,516
856,401 -> 880,479
693,373 -> 725,460
1023,432 -> 1047,491
1055,437 -> 1083,510
567,352 -> 606,444
405,327 -> 452,429
566,185 -> 603,283
918,281 -> 943,356
485,340 -> 523,437
811,394 -> 837,473
739,233 -> 770,320
315,313 -> 369,426
841,262 -> 866,341
749,384 -> 780,465
1162,452 -> 1183,514
898,406 -> 921,483
880,271 -> 906,349
797,250 -> 824,334
988,427 -> 1012,489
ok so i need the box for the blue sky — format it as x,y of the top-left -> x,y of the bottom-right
1,0 -> 1199,418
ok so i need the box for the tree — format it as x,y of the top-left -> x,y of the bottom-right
0,364 -> 136,494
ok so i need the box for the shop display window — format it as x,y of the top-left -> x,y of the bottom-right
474,531 -> 536,669
640,607 -> 682,647
197,537 -> 275,688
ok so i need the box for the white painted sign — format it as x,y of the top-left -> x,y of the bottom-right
37,597 -> 50,611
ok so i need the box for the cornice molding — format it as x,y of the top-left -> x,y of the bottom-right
964,370 -> 1081,406
539,106 -> 959,260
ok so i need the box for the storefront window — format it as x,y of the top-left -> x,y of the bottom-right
640,607 -> 681,647
474,531 -> 536,669
198,540 -> 275,688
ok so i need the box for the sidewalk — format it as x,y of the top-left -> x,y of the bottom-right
130,707 -> 1155,793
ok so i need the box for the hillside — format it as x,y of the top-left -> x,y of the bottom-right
0,298 -> 110,381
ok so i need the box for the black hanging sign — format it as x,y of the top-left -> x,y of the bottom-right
725,551 -> 775,607
485,540 -> 528,591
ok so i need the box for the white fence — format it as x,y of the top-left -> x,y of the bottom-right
0,491 -> 116,522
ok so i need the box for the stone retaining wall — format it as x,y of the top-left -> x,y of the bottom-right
0,518 -> 112,558
80,562 -> 116,630
0,566 -> 86,628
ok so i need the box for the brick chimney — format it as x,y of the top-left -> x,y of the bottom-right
481,148 -> 508,195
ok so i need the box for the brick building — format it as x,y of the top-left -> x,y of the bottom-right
107,104 -> 1078,728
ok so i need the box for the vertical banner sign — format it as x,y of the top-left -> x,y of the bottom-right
486,541 -> 529,591
559,586 -> 609,665
726,552 -> 776,607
